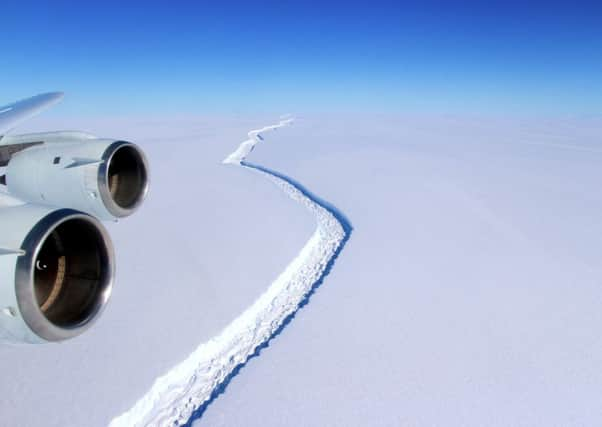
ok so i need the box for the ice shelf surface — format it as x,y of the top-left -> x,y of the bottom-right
3,115 -> 602,426
109,118 -> 349,426
197,115 -> 602,426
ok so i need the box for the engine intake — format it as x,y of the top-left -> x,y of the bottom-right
0,206 -> 115,343
99,141 -> 149,218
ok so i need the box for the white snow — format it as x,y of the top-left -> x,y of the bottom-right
222,118 -> 293,165
3,114 -> 602,426
109,118 -> 347,426
195,115 -> 602,426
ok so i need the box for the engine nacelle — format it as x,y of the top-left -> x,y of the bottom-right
0,205 -> 114,344
5,139 -> 149,221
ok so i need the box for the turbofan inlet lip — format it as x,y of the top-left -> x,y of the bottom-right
98,140 -> 150,218
14,209 -> 115,342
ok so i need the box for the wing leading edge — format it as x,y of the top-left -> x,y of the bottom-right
0,92 -> 64,139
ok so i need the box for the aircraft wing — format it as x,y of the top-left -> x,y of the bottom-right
0,92 -> 64,139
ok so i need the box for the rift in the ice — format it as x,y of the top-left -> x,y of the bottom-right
110,119 -> 351,427
183,163 -> 353,426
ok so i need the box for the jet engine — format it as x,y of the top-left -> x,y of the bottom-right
0,205 -> 114,343
5,137 -> 149,221
0,92 -> 147,344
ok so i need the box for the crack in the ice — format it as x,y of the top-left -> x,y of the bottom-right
109,119 -> 352,427
182,164 -> 352,425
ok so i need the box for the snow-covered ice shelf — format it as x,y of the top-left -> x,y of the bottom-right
110,119 -> 351,426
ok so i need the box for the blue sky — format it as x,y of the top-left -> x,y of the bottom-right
1,1 -> 601,115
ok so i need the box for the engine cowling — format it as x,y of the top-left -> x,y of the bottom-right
0,205 -> 114,343
5,139 -> 149,221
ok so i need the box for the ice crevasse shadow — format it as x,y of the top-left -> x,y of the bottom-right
109,120 -> 352,427
183,161 -> 353,425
